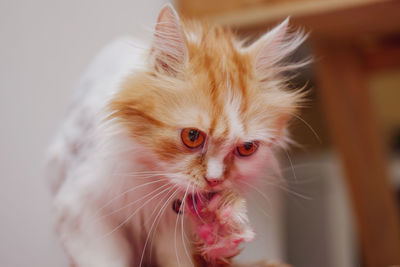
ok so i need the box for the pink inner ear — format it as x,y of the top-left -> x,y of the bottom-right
251,18 -> 290,71
152,4 -> 187,73
246,18 -> 307,82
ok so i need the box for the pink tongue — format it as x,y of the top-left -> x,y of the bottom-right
186,193 -> 202,216
187,194 -> 212,216
186,191 -> 218,215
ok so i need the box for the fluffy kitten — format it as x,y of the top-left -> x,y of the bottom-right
47,4 -> 306,267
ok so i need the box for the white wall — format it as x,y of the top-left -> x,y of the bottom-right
284,152 -> 357,267
0,1 -> 168,266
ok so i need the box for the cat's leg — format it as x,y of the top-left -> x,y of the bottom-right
54,196 -> 133,267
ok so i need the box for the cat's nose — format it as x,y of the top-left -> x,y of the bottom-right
206,177 -> 223,187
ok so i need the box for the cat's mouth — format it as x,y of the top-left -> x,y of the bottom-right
172,191 -> 218,215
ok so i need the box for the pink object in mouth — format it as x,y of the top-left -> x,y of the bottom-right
180,191 -> 255,263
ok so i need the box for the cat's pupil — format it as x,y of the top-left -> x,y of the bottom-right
188,129 -> 199,142
243,142 -> 253,150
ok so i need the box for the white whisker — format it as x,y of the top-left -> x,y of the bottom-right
93,183 -> 171,224
283,148 -> 298,181
95,178 -> 168,216
174,190 -> 182,267
139,186 -> 179,267
180,184 -> 194,266
290,112 -> 321,144
262,180 -> 312,200
149,187 -> 180,261
101,185 -> 173,239
239,180 -> 273,207
191,185 -> 206,224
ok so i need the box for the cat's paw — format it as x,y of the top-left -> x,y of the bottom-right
184,191 -> 253,263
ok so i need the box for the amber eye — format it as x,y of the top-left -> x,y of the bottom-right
181,128 -> 206,149
237,141 -> 258,157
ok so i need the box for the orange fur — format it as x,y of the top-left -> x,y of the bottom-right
109,12 -> 306,191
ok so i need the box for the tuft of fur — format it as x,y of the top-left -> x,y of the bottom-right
47,4 -> 307,267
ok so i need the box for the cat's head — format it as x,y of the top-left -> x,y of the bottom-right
110,5 -> 307,193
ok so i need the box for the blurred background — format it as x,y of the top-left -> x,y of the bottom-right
1,0 -> 399,266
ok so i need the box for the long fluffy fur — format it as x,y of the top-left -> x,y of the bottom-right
47,4 -> 307,267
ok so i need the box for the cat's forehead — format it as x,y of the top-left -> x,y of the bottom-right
181,27 -> 253,137
187,27 -> 252,79
177,86 -> 268,146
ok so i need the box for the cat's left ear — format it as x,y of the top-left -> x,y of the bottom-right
151,4 -> 188,75
246,18 -> 307,80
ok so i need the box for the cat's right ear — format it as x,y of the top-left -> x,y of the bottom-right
150,4 -> 188,75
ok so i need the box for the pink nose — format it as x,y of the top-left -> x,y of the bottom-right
206,179 -> 222,187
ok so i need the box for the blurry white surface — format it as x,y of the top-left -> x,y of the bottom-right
237,185 -> 286,263
0,1 -> 168,266
285,152 -> 357,267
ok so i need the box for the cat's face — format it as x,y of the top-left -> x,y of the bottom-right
110,6 -> 306,194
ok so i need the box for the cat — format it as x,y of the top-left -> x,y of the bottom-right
46,4 -> 306,267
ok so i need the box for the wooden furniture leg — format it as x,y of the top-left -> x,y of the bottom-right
313,41 -> 400,266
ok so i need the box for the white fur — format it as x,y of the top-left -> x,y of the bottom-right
206,156 -> 225,180
225,76 -> 245,140
47,36 -> 193,266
